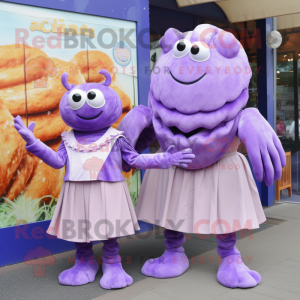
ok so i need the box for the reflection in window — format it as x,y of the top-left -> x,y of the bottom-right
276,50 -> 300,150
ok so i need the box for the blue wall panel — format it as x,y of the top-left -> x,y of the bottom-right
257,18 -> 275,207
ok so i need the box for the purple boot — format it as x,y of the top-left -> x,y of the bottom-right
59,242 -> 99,286
100,238 -> 133,289
142,229 -> 189,278
216,232 -> 261,288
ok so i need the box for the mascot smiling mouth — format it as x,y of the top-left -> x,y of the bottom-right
170,125 -> 203,138
170,71 -> 206,85
76,111 -> 103,120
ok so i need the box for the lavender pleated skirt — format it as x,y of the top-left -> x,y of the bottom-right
47,181 -> 140,242
136,150 -> 266,235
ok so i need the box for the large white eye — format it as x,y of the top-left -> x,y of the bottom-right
68,89 -> 86,110
86,89 -> 105,108
189,41 -> 210,62
173,39 -> 191,58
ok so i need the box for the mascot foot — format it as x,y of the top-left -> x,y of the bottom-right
59,259 -> 99,286
217,254 -> 261,288
142,250 -> 189,278
100,262 -> 133,289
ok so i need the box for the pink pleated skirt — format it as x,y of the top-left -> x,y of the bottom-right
136,150 -> 266,235
47,181 -> 140,242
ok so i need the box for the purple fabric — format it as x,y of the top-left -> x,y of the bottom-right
25,131 -> 192,181
118,105 -> 157,151
216,232 -> 240,258
58,242 -> 99,286
164,229 -> 185,253
141,229 -> 189,278
100,262 -> 133,289
100,238 -> 133,289
75,242 -> 94,261
102,238 -> 121,264
215,233 -> 261,288
59,71 -> 122,132
238,108 -> 286,186
151,26 -> 251,114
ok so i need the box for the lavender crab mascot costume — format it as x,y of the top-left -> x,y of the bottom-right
118,25 -> 286,288
14,70 -> 194,289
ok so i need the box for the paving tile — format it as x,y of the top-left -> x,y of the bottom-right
264,203 -> 300,219
150,279 -> 227,300
225,289 -> 275,300
261,273 -> 300,294
92,285 -> 145,300
280,259 -> 300,269
261,268 -> 300,284
212,295 -> 236,300
130,290 -> 174,300
254,283 -> 299,300
289,254 -> 300,262
268,264 -> 300,277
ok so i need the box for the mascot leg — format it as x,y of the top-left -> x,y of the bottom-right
216,232 -> 261,288
141,229 -> 189,278
58,242 -> 99,285
100,238 -> 133,289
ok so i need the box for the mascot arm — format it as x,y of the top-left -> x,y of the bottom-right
238,108 -> 286,186
118,105 -> 157,151
14,116 -> 66,169
118,105 -> 157,172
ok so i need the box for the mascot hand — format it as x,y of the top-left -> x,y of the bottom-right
14,116 -> 37,145
166,146 -> 195,168
238,108 -> 286,186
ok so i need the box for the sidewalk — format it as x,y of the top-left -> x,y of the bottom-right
0,202 -> 299,300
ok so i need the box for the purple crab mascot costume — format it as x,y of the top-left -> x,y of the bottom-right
118,24 -> 286,288
14,70 -> 194,289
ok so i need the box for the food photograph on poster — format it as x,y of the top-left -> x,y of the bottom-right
0,3 -> 140,229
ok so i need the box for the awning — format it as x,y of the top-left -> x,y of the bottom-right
277,13 -> 300,30
176,0 -> 300,29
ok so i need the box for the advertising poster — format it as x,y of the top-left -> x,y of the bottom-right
0,2 -> 140,229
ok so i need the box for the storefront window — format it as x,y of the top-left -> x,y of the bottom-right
277,28 -> 300,194
276,52 -> 298,144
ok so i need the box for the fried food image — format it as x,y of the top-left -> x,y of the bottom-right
21,107 -> 68,142
0,45 -> 47,89
70,50 -> 116,83
0,57 -> 85,115
4,154 -> 34,201
0,100 -> 26,196
110,82 -> 131,112
23,138 -> 64,203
